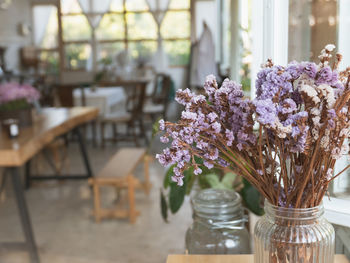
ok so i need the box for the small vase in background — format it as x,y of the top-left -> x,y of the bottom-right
0,82 -> 40,127
185,189 -> 251,254
254,201 -> 334,263
0,107 -> 32,127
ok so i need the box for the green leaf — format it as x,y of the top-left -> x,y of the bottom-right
221,172 -> 237,189
240,178 -> 264,216
152,117 -> 162,139
198,173 -> 210,189
163,165 -> 175,189
169,175 -> 188,214
160,190 -> 168,222
185,169 -> 196,195
204,173 -> 222,188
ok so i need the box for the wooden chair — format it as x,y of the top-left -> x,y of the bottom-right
100,85 -> 145,147
143,73 -> 172,121
88,148 -> 151,223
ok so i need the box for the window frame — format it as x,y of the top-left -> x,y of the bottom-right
254,0 -> 350,228
56,0 -> 191,71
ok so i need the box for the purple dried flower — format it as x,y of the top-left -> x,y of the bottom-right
254,99 -> 277,126
300,62 -> 317,78
159,119 -> 165,131
316,66 -> 338,85
0,82 -> 40,104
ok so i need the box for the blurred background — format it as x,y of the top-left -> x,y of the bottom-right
0,0 -> 349,262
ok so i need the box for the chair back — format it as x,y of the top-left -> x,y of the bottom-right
124,83 -> 147,119
152,73 -> 171,105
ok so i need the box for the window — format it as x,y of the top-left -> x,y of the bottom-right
54,0 -> 191,71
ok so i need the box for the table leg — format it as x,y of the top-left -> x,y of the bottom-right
25,161 -> 31,189
91,120 -> 97,148
74,128 -> 93,178
9,167 -> 40,263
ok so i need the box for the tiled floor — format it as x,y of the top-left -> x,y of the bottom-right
0,138 -> 192,263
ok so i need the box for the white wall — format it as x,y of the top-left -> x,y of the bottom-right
0,0 -> 32,71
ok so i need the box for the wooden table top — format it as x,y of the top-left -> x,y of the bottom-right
166,255 -> 350,263
0,107 -> 99,167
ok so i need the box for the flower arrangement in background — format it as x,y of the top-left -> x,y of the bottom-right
0,82 -> 40,111
157,45 -> 350,209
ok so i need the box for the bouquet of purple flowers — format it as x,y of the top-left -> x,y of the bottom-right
157,45 -> 350,208
0,82 -> 40,111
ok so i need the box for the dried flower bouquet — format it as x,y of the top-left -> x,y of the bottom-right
157,45 -> 350,209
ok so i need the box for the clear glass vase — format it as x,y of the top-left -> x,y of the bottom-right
185,189 -> 251,254
254,201 -> 335,263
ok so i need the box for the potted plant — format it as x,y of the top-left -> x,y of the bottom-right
0,82 -> 40,127
156,45 -> 349,262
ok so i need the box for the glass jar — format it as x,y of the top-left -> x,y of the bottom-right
254,201 -> 334,263
185,189 -> 251,254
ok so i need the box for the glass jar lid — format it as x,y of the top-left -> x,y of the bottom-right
191,189 -> 242,220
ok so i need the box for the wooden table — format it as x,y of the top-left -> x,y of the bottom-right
167,255 -> 350,263
0,107 -> 98,263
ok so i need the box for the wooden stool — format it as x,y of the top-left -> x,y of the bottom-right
88,148 -> 151,223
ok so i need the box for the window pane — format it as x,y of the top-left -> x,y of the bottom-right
161,11 -> 190,38
163,40 -> 190,65
110,0 -> 123,12
168,0 -> 190,9
98,42 -> 125,61
33,5 -> 58,49
62,15 -> 91,41
64,44 -> 91,70
96,14 -> 125,40
39,51 -> 59,74
128,41 -> 157,60
61,0 -> 83,14
125,0 -> 149,11
126,13 -> 157,40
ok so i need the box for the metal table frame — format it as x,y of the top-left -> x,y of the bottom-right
25,128 -> 93,186
0,126 -> 93,263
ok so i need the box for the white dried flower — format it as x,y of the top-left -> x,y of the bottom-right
312,128 -> 319,140
340,128 -> 350,137
331,147 -> 342,159
312,116 -> 321,125
310,107 -> 321,116
325,128 -> 331,136
316,84 -> 335,108
326,168 -> 333,181
300,84 -> 320,104
274,120 -> 292,139
320,135 -> 330,150
340,107 -> 348,114
325,44 -> 336,52
341,143 -> 349,155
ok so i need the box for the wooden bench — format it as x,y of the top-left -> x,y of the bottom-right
88,148 -> 151,223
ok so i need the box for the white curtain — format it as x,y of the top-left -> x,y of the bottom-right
33,6 -> 55,46
190,23 -> 218,87
78,0 -> 112,28
145,0 -> 171,72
